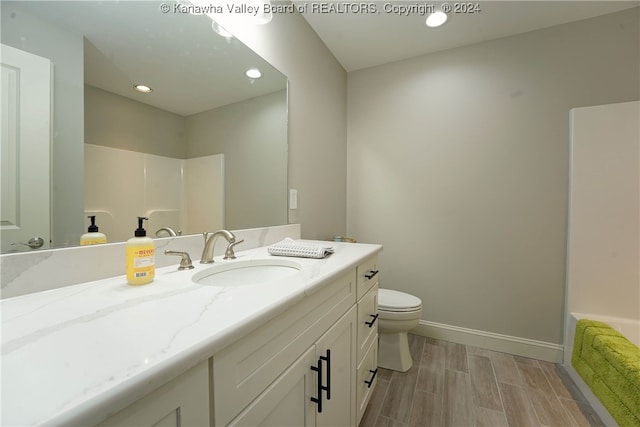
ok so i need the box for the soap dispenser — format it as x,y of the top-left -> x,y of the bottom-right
80,216 -> 107,245
126,217 -> 155,285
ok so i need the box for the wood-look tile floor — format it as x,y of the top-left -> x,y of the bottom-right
361,335 -> 605,427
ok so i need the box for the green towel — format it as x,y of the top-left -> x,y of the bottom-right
572,319 -> 640,427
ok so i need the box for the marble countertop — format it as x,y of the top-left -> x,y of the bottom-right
1,241 -> 382,426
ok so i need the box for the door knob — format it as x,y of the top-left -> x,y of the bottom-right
12,237 -> 45,249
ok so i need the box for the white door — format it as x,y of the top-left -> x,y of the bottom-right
315,306 -> 357,427
1,44 -> 51,252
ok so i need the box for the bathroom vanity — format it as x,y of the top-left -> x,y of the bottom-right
1,241 -> 381,426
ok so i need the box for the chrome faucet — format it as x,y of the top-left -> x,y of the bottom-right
155,226 -> 181,237
200,230 -> 244,263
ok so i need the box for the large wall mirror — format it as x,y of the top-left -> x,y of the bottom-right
1,0 -> 288,253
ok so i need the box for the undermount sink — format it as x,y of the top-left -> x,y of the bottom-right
192,258 -> 302,287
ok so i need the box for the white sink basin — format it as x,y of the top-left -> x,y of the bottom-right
192,259 -> 302,287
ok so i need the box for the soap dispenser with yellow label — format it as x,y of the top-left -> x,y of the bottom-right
126,217 -> 155,285
80,215 -> 107,245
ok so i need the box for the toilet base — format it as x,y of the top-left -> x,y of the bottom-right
378,331 -> 413,372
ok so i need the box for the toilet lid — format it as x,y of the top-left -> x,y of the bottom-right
378,288 -> 422,312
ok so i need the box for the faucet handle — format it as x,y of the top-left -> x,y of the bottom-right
224,239 -> 244,260
164,250 -> 195,270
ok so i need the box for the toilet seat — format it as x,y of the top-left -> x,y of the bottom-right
378,288 -> 422,312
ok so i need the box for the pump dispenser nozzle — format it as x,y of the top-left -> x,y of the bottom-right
87,215 -> 99,232
135,217 -> 149,237
80,215 -> 107,245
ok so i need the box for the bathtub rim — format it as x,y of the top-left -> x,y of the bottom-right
563,311 -> 639,427
567,312 -> 640,348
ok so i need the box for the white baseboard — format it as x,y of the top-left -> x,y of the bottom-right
411,320 -> 564,363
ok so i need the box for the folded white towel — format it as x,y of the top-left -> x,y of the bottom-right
268,238 -> 334,259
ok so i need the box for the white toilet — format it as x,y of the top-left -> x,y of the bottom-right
377,288 -> 423,372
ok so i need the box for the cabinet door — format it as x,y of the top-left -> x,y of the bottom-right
229,347 -> 316,426
213,269 -> 356,426
314,306 -> 357,427
97,361 -> 209,427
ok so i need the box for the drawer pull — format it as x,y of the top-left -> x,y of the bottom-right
365,270 -> 379,280
310,358 -> 323,413
320,349 -> 331,400
365,368 -> 378,388
311,350 -> 331,413
365,313 -> 379,328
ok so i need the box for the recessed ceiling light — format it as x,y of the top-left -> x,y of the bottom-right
133,84 -> 153,93
426,11 -> 448,28
245,68 -> 262,79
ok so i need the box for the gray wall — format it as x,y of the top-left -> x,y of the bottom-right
346,8 -> 639,345
187,90 -> 288,230
85,85 -> 187,159
1,3 -> 84,248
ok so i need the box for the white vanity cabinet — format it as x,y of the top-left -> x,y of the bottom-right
230,306 -> 357,426
212,268 -> 358,426
355,256 -> 380,425
1,240 -> 385,427
97,361 -> 209,427
92,256 -> 379,427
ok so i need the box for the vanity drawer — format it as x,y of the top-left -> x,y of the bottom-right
357,283 -> 378,366
356,334 -> 378,425
212,269 -> 356,426
356,256 -> 379,300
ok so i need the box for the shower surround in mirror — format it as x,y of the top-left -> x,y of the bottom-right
84,145 -> 223,242
84,85 -> 287,243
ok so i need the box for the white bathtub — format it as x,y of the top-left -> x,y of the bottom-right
564,312 -> 640,426
569,312 -> 639,347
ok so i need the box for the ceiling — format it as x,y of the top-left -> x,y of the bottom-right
6,0 -> 637,114
5,1 -> 286,116
301,1 -> 639,72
